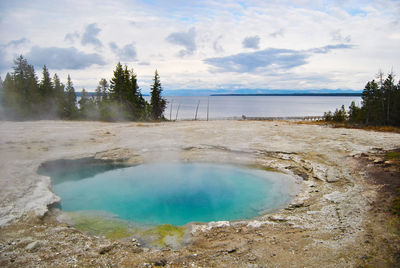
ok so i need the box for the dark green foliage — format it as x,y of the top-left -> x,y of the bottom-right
39,65 -> 55,117
332,105 -> 347,122
348,101 -> 362,123
0,76 -> 3,102
323,111 -> 333,121
78,88 -> 90,117
64,75 -> 78,119
150,70 -> 166,120
361,73 -> 400,126
109,62 -> 125,104
0,76 -> 3,119
324,105 -> 347,122
95,78 -> 108,104
107,63 -> 148,121
2,56 -> 40,119
1,56 -> 156,121
53,74 -> 65,118
325,72 -> 400,127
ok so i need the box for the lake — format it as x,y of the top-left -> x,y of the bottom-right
145,96 -> 362,120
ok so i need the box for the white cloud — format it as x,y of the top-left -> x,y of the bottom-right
0,0 -> 399,92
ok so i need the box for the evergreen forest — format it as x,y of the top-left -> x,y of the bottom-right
324,72 -> 400,127
0,56 -> 166,121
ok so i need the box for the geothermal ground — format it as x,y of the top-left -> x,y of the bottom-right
0,120 -> 399,267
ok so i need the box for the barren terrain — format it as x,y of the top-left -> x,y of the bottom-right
0,120 -> 399,267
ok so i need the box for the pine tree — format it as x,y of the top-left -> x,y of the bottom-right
39,65 -> 54,117
128,68 -> 146,119
2,73 -> 15,115
95,78 -> 109,104
109,62 -> 125,104
394,80 -> 400,126
332,105 -> 347,122
64,75 -> 78,119
0,76 -> 4,119
94,78 -> 110,121
0,76 -> 3,106
53,74 -> 65,118
362,80 -> 381,125
4,55 -> 40,119
382,73 -> 396,125
108,63 -> 149,120
78,88 -> 89,118
150,70 -> 166,120
348,101 -> 362,123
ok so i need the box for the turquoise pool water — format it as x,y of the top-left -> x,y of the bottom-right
50,163 -> 297,226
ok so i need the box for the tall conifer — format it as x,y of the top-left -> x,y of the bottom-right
39,65 -> 54,117
150,70 -> 166,120
64,75 -> 78,119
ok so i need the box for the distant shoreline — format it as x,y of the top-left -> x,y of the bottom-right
75,92 -> 362,97
210,93 -> 362,97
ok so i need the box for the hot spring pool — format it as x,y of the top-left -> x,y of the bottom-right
48,162 -> 298,226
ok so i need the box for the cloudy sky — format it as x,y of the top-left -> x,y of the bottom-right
0,0 -> 399,93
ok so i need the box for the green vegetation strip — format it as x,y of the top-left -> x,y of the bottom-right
64,212 -> 185,248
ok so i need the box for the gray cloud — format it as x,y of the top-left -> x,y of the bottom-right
81,23 -> 102,48
166,27 -> 196,56
242,36 -> 260,49
0,38 -> 30,71
64,31 -> 80,43
310,44 -> 353,53
205,48 -> 307,72
204,44 -> 353,73
270,28 -> 285,38
7,38 -> 29,47
26,46 -> 105,70
213,35 -> 224,53
109,42 -> 137,61
0,49 -> 9,71
331,30 -> 351,43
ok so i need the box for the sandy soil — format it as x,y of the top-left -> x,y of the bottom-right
0,120 -> 399,267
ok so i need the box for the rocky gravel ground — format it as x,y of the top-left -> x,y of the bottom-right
0,120 -> 399,267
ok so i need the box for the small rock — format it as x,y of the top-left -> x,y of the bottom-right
26,241 -> 40,252
373,158 -> 384,164
98,244 -> 115,254
248,256 -> 257,261
227,248 -> 237,253
326,176 -> 340,183
269,215 -> 288,222
218,248 -> 237,254
289,202 -> 304,208
154,259 -> 167,266
384,160 -> 394,166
